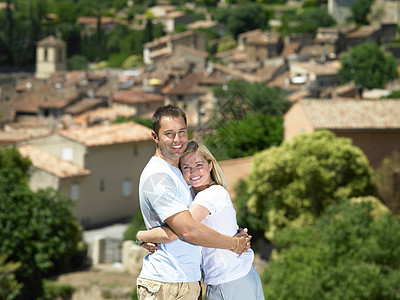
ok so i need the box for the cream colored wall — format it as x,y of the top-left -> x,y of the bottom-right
29,167 -> 60,192
25,133 -> 87,167
284,102 -> 315,141
76,140 -> 155,228
35,45 -> 66,79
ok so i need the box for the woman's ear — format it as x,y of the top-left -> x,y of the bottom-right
209,161 -> 213,172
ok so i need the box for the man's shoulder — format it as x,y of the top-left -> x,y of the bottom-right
140,157 -> 177,184
142,157 -> 170,175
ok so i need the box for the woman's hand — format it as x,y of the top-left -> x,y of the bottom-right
141,242 -> 158,254
136,230 -> 158,254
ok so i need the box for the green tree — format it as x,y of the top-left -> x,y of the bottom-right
204,113 -> 283,160
0,147 -> 82,300
67,54 -> 89,70
215,3 -> 269,38
0,256 -> 23,300
350,0 -> 373,25
263,198 -> 400,299
297,7 -> 335,35
123,210 -> 146,241
339,42 -> 399,89
247,130 -> 375,241
212,80 -> 291,117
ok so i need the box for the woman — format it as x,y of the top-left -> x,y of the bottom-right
136,140 -> 264,300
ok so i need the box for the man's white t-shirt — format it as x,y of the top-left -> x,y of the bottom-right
138,156 -> 202,282
193,185 -> 254,285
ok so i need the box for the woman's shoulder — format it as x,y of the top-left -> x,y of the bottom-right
196,184 -> 229,199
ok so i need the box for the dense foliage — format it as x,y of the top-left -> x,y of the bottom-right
204,113 -> 283,160
212,80 -> 292,117
339,42 -> 399,89
0,0 -> 164,67
263,198 -> 400,299
0,256 -> 23,300
214,2 -> 271,38
0,147 -> 82,300
123,210 -> 147,242
246,130 -> 375,241
350,0 -> 373,25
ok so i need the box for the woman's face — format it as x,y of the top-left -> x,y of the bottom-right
180,151 -> 213,188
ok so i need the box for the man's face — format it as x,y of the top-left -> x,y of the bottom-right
152,116 -> 188,165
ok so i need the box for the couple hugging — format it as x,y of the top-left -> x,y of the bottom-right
135,105 -> 264,300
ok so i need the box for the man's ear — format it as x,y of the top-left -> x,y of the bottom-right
151,131 -> 158,143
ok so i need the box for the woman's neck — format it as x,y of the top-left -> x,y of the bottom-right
193,181 -> 215,194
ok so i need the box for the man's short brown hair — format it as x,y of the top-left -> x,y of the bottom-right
152,105 -> 187,136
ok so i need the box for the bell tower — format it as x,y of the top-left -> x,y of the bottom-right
35,36 -> 66,79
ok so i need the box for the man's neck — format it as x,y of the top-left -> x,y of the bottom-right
154,149 -> 179,168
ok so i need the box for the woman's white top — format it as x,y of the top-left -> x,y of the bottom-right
192,185 -> 254,285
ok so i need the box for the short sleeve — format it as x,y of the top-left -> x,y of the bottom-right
192,186 -> 228,215
142,172 -> 189,222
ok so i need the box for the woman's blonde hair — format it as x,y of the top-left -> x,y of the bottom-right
179,140 -> 227,189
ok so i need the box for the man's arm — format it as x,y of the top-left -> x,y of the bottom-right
136,204 -> 209,245
165,210 -> 249,254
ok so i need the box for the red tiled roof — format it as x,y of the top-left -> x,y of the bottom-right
346,25 -> 380,38
113,90 -> 165,104
18,144 -> 91,178
164,73 -> 206,96
59,122 -> 153,147
64,98 -> 103,115
37,36 -> 65,47
298,99 -> 400,129
0,128 -> 52,145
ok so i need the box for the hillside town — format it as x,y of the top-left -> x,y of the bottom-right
1,0 -> 400,229
2,1 -> 400,299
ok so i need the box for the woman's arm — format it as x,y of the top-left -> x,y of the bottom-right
136,225 -> 178,245
189,204 -> 210,222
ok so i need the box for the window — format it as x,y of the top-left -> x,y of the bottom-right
62,147 -> 73,161
122,179 -> 132,197
100,179 -> 105,191
70,183 -> 80,201
44,47 -> 48,61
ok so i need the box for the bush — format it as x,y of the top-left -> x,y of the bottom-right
0,256 -> 23,300
40,280 -> 75,300
263,198 -> 400,299
67,55 -> 89,70
123,210 -> 146,241
247,130 -> 375,241
0,147 -> 82,300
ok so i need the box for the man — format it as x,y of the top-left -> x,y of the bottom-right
137,105 -> 250,299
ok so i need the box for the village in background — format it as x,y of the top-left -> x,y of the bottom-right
1,0 -> 400,299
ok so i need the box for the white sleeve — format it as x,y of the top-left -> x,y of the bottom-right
192,186 -> 228,215
142,172 -> 188,222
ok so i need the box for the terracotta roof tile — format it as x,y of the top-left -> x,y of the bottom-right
17,144 -> 90,178
64,98 -> 103,115
59,122 -> 152,147
298,99 -> 400,129
113,90 -> 165,104
346,25 -> 380,38
0,128 -> 52,145
165,73 -> 206,95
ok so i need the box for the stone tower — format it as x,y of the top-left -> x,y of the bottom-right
35,36 -> 67,79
